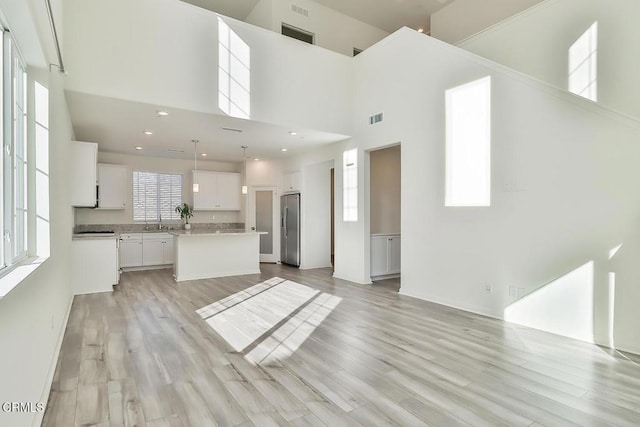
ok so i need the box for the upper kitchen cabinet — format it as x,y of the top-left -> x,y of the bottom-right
283,171 -> 301,192
192,171 -> 241,211
71,141 -> 98,207
97,164 -> 127,209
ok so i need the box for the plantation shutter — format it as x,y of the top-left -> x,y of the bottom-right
133,172 -> 182,221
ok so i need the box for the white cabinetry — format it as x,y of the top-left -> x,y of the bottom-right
72,237 -> 118,295
119,232 -> 174,269
283,171 -> 301,192
371,234 -> 401,280
142,233 -> 174,266
97,164 -> 127,209
71,141 -> 97,207
119,233 -> 143,268
192,171 -> 241,210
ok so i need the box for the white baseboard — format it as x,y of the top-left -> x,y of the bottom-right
34,294 -> 74,427
399,289 -> 502,320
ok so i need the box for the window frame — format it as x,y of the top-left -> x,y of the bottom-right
0,22 -> 52,296
2,30 -> 29,270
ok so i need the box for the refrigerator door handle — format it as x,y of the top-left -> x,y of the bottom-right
284,206 -> 288,238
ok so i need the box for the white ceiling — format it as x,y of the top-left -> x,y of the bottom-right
312,0 -> 453,33
181,0 -> 454,33
65,91 -> 350,162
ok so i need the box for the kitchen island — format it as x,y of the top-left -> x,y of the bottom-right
170,230 -> 267,282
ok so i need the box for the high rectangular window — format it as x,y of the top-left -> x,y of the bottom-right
133,172 -> 182,222
218,17 -> 251,120
35,82 -> 49,257
569,22 -> 598,102
445,76 -> 492,207
343,149 -> 358,222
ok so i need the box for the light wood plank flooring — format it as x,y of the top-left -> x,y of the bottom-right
43,265 -> 640,426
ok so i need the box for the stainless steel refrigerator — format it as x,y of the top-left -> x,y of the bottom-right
281,193 -> 300,267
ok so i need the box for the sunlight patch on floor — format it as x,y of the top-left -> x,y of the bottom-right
198,278 -> 341,362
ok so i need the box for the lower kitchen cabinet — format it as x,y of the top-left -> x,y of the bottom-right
371,234 -> 401,280
73,237 -> 118,295
142,233 -> 174,266
119,233 -> 143,268
120,232 -> 174,269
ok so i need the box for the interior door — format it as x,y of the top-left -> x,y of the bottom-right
249,187 -> 278,263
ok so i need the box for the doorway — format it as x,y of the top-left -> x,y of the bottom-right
369,145 -> 401,284
248,187 -> 279,263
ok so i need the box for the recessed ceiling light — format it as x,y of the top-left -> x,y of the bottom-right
135,146 -> 143,150
254,158 -> 260,161
157,111 -> 169,116
289,131 -> 297,136
281,148 -> 288,152
144,130 -> 153,135
418,28 -> 424,33
201,153 -> 207,157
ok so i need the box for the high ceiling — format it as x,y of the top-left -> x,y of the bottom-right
67,0 -> 457,162
181,0 -> 455,33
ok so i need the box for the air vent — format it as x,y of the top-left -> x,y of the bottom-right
369,112 -> 383,125
291,4 -> 309,17
167,148 -> 184,153
222,127 -> 243,133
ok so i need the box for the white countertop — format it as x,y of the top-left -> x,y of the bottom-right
170,230 -> 268,237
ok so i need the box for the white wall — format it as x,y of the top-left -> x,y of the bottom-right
458,0 -> 640,121
0,2 -> 75,426
75,152 -> 242,225
246,0 -> 389,56
300,160 -> 333,269
370,146 -> 401,235
430,0 -> 544,44
63,0 -> 354,136
351,28 -> 640,353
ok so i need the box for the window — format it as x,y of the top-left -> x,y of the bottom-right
2,30 -> 29,269
445,76 -> 491,207
0,27 -> 50,284
133,172 -> 182,222
343,149 -> 358,222
35,82 -> 50,257
569,22 -> 598,102
218,17 -> 251,120
281,23 -> 314,45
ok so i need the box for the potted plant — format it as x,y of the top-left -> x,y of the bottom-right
175,203 -> 194,230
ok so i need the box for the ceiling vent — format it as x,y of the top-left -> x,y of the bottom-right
291,4 -> 309,17
222,127 -> 243,133
369,112 -> 383,125
167,148 -> 184,153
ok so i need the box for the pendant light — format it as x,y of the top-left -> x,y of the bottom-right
192,139 -> 200,193
241,145 -> 248,194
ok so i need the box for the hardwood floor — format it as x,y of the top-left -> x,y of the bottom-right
43,264 -> 640,426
